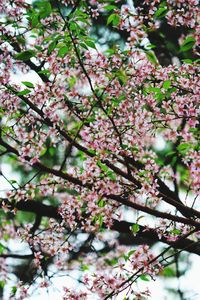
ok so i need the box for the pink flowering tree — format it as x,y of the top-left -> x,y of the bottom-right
0,0 -> 199,299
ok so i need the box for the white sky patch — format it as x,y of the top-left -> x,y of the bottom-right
154,135 -> 166,151
10,70 -> 43,86
0,163 -> 20,197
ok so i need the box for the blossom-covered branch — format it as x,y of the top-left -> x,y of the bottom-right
0,0 -> 199,299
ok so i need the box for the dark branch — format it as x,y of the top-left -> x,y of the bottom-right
1,199 -> 200,256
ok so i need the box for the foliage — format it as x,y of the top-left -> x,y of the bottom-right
0,0 -> 199,299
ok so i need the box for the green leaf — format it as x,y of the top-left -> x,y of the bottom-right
81,264 -> 89,271
22,81 -> 34,88
0,243 -> 6,254
146,87 -> 160,93
85,40 -> 96,49
17,89 -> 31,96
0,281 -> 5,289
105,258 -> 118,266
177,165 -> 189,183
177,143 -> 192,154
107,13 -> 120,26
34,45 -> 42,51
16,211 -> 35,223
162,267 -> 176,277
145,51 -> 158,65
155,7 -> 167,19
112,14 -> 120,26
132,223 -> 140,234
80,42 -> 88,50
48,41 -> 57,55
15,50 -> 36,61
116,70 -> 127,85
107,13 -> 115,25
57,46 -> 68,58
165,150 -> 176,157
40,147 -> 47,156
170,229 -> 181,235
10,179 -> 18,184
16,36 -> 26,46
107,170 -> 116,180
140,274 -> 150,281
98,214 -> 103,227
163,80 -> 171,89
31,14 -> 39,27
3,234 -> 9,241
182,59 -> 193,64
49,147 -> 55,156
146,43 -> 156,50
68,76 -> 76,88
128,249 -> 136,258
69,21 -> 77,31
76,17 -> 90,25
98,199 -> 105,208
180,36 -> 195,52
11,286 -> 17,296
104,5 -> 117,11
38,69 -> 50,76
171,156 -> 177,166
36,1 -> 52,19
97,160 -> 109,172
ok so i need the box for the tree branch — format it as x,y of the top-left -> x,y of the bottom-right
1,198 -> 200,256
